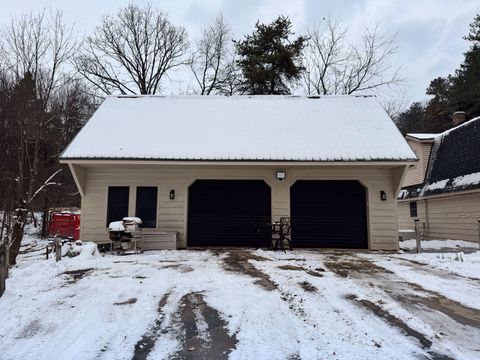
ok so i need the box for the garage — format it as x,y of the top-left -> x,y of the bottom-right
290,180 -> 368,248
188,180 -> 271,247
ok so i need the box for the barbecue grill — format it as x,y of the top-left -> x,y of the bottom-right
108,217 -> 143,253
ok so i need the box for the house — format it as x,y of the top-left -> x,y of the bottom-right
60,95 -> 416,251
398,112 -> 480,241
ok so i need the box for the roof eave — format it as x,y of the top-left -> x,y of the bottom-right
405,135 -> 436,143
60,158 -> 417,166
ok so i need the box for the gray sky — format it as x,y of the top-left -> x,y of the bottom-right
1,0 -> 479,103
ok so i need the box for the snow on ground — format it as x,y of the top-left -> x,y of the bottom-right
360,251 -> 480,309
1,244 -> 480,360
400,238 -> 479,250
394,250 -> 480,280
250,250 -> 425,359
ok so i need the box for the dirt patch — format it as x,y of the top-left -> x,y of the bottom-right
160,264 -> 194,273
278,258 -> 307,262
169,292 -> 237,360
277,264 -> 323,277
402,295 -> 480,329
16,320 -> 42,339
114,298 -> 137,305
160,264 -> 181,270
61,268 -> 93,284
221,250 -> 277,291
279,290 -> 307,318
211,248 -> 270,262
133,293 -> 170,360
298,281 -> 317,292
324,257 -> 392,278
179,266 -> 194,273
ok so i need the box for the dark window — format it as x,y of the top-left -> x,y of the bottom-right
136,187 -> 158,228
107,187 -> 129,226
409,201 -> 417,217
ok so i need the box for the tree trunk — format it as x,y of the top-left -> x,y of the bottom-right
9,208 -> 26,266
32,211 -> 38,227
9,222 -> 24,265
41,209 -> 49,239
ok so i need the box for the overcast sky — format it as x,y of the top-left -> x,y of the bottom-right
1,0 -> 479,103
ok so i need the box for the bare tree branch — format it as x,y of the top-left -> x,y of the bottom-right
75,4 -> 189,95
190,14 -> 231,95
302,19 -> 404,96
28,169 -> 62,203
3,9 -> 79,108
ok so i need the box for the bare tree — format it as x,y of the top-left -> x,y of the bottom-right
76,4 -> 188,95
190,14 -> 231,95
1,10 -> 80,265
382,90 -> 410,120
302,20 -> 348,95
302,19 -> 403,96
214,53 -> 244,96
4,10 -> 78,105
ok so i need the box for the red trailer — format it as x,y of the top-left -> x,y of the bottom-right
48,211 -> 81,240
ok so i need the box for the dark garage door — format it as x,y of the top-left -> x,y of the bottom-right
290,180 -> 367,248
188,180 -> 271,247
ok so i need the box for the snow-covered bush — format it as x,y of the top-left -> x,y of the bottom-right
61,241 -> 99,259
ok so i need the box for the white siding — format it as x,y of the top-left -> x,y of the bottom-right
76,164 -> 405,250
403,139 -> 432,187
398,191 -> 480,242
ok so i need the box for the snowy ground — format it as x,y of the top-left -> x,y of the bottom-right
400,238 -> 479,252
1,241 -> 480,360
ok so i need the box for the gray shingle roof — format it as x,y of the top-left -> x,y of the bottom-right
399,116 -> 480,199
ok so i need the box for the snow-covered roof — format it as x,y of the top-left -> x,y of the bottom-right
61,95 -> 416,162
406,133 -> 437,141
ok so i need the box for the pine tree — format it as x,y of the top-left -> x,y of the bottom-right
420,14 -> 480,133
395,102 -> 427,135
234,16 -> 307,95
449,14 -> 480,115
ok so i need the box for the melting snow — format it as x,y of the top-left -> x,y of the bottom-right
2,239 -> 479,359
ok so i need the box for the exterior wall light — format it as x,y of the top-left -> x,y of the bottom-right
276,170 -> 286,181
380,190 -> 387,201
170,190 -> 175,200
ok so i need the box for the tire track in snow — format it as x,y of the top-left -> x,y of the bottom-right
132,292 -> 170,360
325,254 -> 480,359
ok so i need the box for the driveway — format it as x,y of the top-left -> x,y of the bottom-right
1,246 -> 479,360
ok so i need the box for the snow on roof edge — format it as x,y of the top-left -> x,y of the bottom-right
60,95 -> 417,162
60,156 -> 417,162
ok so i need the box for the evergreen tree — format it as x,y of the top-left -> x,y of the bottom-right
422,14 -> 480,132
449,14 -> 480,116
394,102 -> 427,135
424,77 -> 452,132
234,16 -> 307,95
